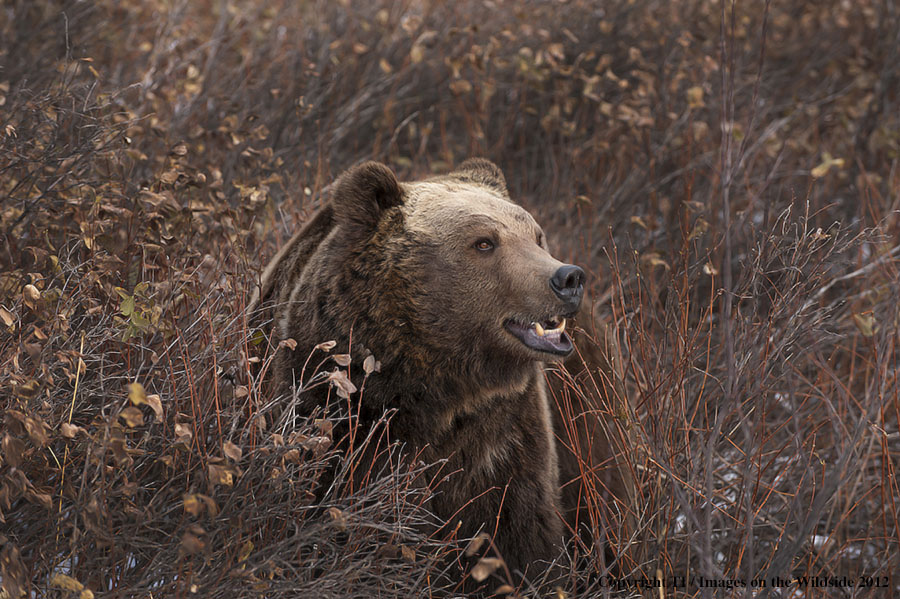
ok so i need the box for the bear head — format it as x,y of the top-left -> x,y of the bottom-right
317,159 -> 585,395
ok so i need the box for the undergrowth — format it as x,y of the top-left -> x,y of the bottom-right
1,0 -> 898,597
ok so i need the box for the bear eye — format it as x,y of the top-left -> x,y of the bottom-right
473,238 -> 495,252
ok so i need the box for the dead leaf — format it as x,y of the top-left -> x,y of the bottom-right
449,79 -> 473,95
208,462 -> 237,486
363,355 -> 380,374
183,493 -> 203,516
852,312 -> 877,337
327,507 -> 348,531
128,382 -> 146,406
181,531 -> 206,554
23,284 -> 41,304
811,152 -> 845,178
61,422 -> 85,438
0,306 -> 14,327
119,406 -> 145,428
223,441 -> 242,462
314,340 -> 337,352
332,353 -> 351,366
50,574 -> 87,593
328,369 -> 357,398
470,556 -> 505,582
464,532 -> 492,557
144,394 -> 163,422
686,85 -> 705,108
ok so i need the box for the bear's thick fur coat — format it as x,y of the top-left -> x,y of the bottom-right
251,159 -> 631,577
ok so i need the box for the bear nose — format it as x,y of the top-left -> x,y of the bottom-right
550,264 -> 585,302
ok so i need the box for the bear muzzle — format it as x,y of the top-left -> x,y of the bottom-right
504,314 -> 575,356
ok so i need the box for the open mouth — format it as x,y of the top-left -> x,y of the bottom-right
504,315 -> 574,356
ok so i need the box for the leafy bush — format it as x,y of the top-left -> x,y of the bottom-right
2,0 -> 898,596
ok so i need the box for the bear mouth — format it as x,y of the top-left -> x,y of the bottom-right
503,316 -> 573,356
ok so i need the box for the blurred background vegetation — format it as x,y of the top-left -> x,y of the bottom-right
1,0 -> 898,597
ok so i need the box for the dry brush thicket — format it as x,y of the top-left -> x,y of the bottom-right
1,0 -> 898,597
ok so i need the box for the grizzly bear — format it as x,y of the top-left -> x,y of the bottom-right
250,159 -> 631,579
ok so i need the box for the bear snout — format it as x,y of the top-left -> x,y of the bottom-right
549,264 -> 585,309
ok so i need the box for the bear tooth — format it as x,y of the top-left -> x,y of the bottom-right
558,318 -> 566,333
533,322 -> 545,337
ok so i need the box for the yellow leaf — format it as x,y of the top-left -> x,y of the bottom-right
852,312 -> 877,337
128,382 -> 146,406
811,153 -> 845,178
238,540 -> 254,562
183,493 -> 203,516
686,85 -> 704,108
50,574 -> 85,592
208,462 -> 235,486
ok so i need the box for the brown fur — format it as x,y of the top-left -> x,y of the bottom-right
250,159 -> 630,577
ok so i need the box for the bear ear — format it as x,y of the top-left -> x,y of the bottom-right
331,161 -> 403,240
451,158 -> 509,197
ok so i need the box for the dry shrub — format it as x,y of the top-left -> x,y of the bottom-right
2,0 -> 898,597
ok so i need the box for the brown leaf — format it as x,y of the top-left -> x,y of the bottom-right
13,379 -> 40,400
174,422 -> 193,447
470,557 -> 505,582
332,353 -> 351,366
314,419 -> 333,438
363,354 -> 380,374
28,491 -> 52,509
314,340 -> 337,352
327,507 -> 348,531
208,462 -> 237,486
494,585 -> 516,595
181,531 -> 206,554
301,435 -> 332,457
464,532 -> 492,557
23,414 -> 50,446
328,369 -> 357,398
23,284 -> 41,303
278,338 -> 298,351
0,306 -> 14,327
449,79 -> 472,95
61,422 -> 85,438
144,394 -> 163,422
2,433 -> 26,467
119,406 -> 145,428
400,545 -> 416,563
223,441 -> 242,462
